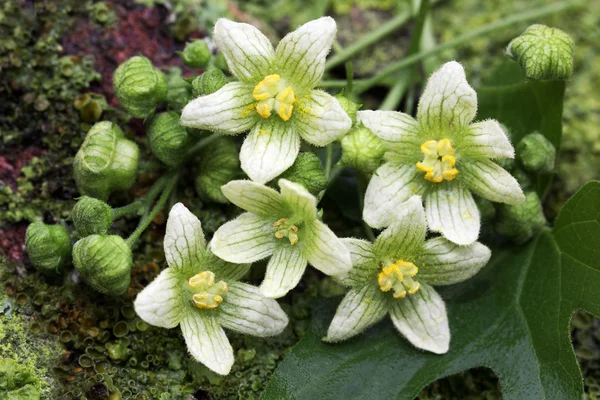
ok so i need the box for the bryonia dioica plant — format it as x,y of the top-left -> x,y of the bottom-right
24,9 -> 595,398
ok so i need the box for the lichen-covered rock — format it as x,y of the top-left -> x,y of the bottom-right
0,358 -> 40,399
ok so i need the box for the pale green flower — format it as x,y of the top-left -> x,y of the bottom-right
180,17 -> 352,184
134,203 -> 288,375
211,179 -> 352,299
324,197 -> 491,353
357,61 -> 525,245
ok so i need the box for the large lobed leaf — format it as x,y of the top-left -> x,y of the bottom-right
261,181 -> 600,399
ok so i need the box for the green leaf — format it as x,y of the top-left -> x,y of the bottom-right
476,61 -> 565,196
262,181 -> 600,400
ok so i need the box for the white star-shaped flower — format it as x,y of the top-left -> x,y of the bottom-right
181,17 -> 352,184
357,61 -> 525,245
134,203 -> 288,375
325,197 -> 491,353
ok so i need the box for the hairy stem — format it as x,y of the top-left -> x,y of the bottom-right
111,176 -> 168,220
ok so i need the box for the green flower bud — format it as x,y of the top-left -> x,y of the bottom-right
334,92 -> 361,125
72,196 -> 113,236
213,52 -> 229,73
191,69 -> 228,97
74,121 -> 140,201
165,67 -> 192,111
113,56 -> 168,118
195,136 -> 240,203
512,168 -> 532,190
74,93 -> 107,123
179,39 -> 211,68
278,152 -> 328,196
73,235 -> 132,296
506,24 -> 574,80
147,111 -> 192,167
340,126 -> 385,173
25,222 -> 71,273
517,132 -> 556,173
496,191 -> 547,244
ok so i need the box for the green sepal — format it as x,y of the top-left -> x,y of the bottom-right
278,152 -> 328,196
496,190 -> 547,244
179,39 -> 211,68
334,92 -> 361,125
195,136 -> 241,203
113,56 -> 168,118
73,121 -> 140,201
72,196 -> 113,237
191,68 -> 228,98
25,222 -> 71,273
147,111 -> 192,167
72,234 -> 132,296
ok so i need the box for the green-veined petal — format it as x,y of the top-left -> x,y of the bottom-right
303,219 -> 352,278
134,267 -> 184,329
389,283 -> 449,354
461,119 -> 514,159
279,179 -> 317,221
259,245 -> 307,299
203,249 -> 251,282
357,110 -> 421,156
164,203 -> 205,271
211,213 -> 277,263
221,180 -> 286,217
294,90 -> 352,146
460,159 -> 525,205
339,238 -> 378,286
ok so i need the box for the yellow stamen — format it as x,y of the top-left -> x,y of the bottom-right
378,260 -> 420,298
253,74 -> 281,100
278,103 -> 293,121
188,271 -> 228,310
256,101 -> 272,118
416,138 -> 459,183
252,75 -> 297,121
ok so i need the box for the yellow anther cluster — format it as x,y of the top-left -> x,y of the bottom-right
378,260 -> 420,299
188,271 -> 228,310
416,139 -> 459,183
252,74 -> 296,121
273,218 -> 299,245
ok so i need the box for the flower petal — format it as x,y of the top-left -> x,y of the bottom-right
204,249 -> 251,282
416,61 -> 477,129
363,163 -> 424,229
389,283 -> 450,354
211,213 -> 277,263
294,90 -> 352,146
164,203 -> 205,271
275,16 -> 336,89
259,245 -> 307,298
279,179 -> 317,220
180,82 -> 257,135
180,312 -> 234,375
357,110 -> 421,155
417,237 -> 491,285
373,196 -> 426,260
339,238 -> 378,286
462,119 -> 515,159
425,182 -> 480,245
213,18 -> 274,82
240,122 -> 301,184
324,284 -> 388,342
221,180 -> 286,217
460,159 -> 525,205
219,282 -> 289,336
303,219 -> 352,277
134,267 -> 184,329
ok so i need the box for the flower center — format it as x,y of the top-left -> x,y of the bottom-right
253,74 -> 296,121
378,260 -> 420,299
415,139 -> 459,183
188,271 -> 228,310
273,218 -> 299,245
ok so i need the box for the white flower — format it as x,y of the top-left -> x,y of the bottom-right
324,197 -> 491,353
134,203 -> 288,375
357,61 -> 525,245
181,17 -> 352,184
210,179 -> 352,299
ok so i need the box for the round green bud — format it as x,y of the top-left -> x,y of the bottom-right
496,191 -> 547,244
72,235 -> 132,296
340,126 -> 385,173
147,111 -> 192,167
191,69 -> 228,97
72,196 -> 113,237
213,52 -> 229,73
25,222 -> 71,273
278,152 -> 328,196
334,92 -> 361,125
506,24 -> 574,81
165,67 -> 192,111
179,39 -> 211,68
195,136 -> 240,203
517,132 -> 556,173
74,121 -> 140,201
113,56 -> 168,118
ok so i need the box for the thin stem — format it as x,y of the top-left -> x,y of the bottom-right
325,10 -> 412,71
324,144 -> 334,179
111,177 -> 167,220
126,174 -> 179,247
320,0 -> 579,91
379,73 -> 411,111
345,61 -> 354,95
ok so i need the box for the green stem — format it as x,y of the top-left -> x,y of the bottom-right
320,0 -> 578,92
126,174 -> 179,247
345,61 -> 354,95
324,144 -> 334,179
111,177 -> 167,220
379,73 -> 412,111
324,10 -> 412,71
